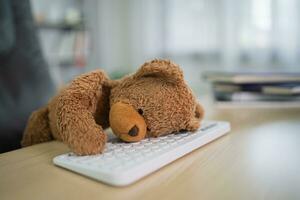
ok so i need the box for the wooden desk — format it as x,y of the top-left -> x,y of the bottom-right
1,104 -> 300,200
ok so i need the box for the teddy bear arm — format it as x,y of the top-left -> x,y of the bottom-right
68,69 -> 109,98
55,70 -> 110,155
21,106 -> 53,147
57,104 -> 107,155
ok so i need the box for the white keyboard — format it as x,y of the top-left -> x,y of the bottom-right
53,121 -> 230,186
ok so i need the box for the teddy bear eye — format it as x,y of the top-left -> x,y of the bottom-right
138,108 -> 144,115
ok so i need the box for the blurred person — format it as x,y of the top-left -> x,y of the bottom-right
0,0 -> 55,153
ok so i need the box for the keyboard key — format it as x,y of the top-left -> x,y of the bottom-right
134,145 -> 144,149
123,144 -> 132,149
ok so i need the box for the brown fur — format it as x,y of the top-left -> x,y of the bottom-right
22,59 -> 204,155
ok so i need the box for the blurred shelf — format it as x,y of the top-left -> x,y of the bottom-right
36,22 -> 84,31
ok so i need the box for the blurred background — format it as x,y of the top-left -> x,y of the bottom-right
1,0 -> 300,152
31,0 -> 300,89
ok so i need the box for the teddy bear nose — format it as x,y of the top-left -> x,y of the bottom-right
109,102 -> 147,142
128,125 -> 139,136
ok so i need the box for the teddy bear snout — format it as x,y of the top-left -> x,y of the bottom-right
109,102 -> 147,142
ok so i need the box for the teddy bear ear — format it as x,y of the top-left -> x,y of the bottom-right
134,59 -> 184,83
186,102 -> 205,131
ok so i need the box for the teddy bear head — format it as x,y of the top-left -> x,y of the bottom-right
109,59 -> 204,142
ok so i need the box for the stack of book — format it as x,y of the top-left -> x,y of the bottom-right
203,72 -> 300,108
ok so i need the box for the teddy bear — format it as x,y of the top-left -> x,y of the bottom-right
21,59 -> 204,155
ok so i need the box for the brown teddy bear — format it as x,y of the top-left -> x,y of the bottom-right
21,59 -> 204,155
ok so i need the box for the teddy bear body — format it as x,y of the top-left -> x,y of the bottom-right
22,60 -> 204,155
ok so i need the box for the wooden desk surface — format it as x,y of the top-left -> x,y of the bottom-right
1,105 -> 300,200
